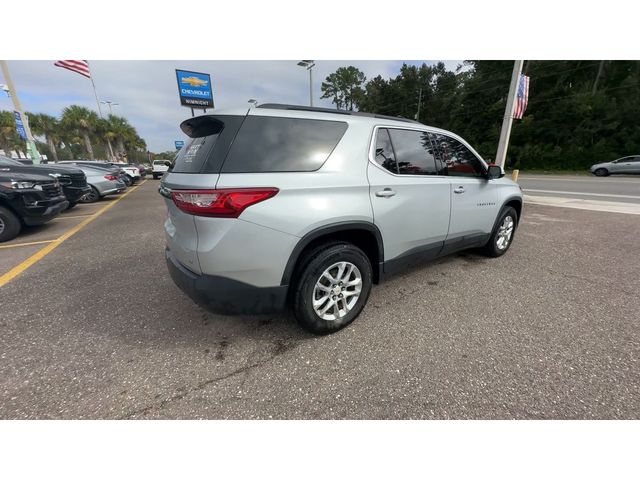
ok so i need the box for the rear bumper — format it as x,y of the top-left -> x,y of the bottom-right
165,248 -> 288,315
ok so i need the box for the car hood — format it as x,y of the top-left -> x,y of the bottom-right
0,163 -> 84,176
0,170 -> 59,183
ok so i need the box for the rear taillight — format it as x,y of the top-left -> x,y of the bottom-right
104,174 -> 118,181
171,188 -> 279,218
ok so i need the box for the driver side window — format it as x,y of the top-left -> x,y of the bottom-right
432,133 -> 485,177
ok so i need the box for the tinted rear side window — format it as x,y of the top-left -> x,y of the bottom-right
221,116 -> 348,173
172,115 -> 244,173
374,128 -> 399,173
388,129 -> 438,175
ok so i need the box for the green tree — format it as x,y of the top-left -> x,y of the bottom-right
28,113 -> 62,162
321,66 -> 366,111
0,110 -> 23,156
61,105 -> 99,159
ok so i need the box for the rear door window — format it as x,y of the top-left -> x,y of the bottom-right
221,116 -> 348,173
387,129 -> 438,175
373,128 -> 399,174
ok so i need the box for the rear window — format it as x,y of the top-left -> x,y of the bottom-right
172,115 -> 244,173
221,116 -> 348,173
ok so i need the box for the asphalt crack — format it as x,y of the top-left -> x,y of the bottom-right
118,338 -> 297,419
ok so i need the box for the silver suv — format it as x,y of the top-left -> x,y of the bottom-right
160,104 -> 523,334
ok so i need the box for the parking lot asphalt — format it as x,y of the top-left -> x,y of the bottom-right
1,179 -> 639,419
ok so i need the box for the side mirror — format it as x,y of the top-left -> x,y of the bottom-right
487,164 -> 504,179
164,160 -> 173,167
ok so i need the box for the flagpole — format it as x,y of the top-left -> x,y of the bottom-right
86,61 -> 103,118
85,61 -> 117,160
495,60 -> 524,169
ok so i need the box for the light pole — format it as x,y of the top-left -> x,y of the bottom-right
99,100 -> 119,160
100,100 -> 119,116
297,60 -> 315,107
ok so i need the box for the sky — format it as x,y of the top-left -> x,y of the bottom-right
0,60 -> 463,152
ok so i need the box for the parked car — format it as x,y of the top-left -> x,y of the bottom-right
0,171 -> 68,242
69,166 -> 127,203
57,161 -> 131,186
160,104 -> 523,334
0,155 -> 91,209
110,163 -> 142,183
152,159 -> 170,179
590,156 -> 640,176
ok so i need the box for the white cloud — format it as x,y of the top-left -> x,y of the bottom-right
0,60 -> 461,152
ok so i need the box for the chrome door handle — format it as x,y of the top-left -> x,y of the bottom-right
453,186 -> 465,194
375,188 -> 396,198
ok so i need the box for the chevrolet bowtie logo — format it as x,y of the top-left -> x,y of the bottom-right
181,76 -> 208,87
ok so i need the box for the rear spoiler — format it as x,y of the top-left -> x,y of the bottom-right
179,115 -> 227,138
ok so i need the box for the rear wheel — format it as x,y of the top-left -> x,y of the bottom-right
292,242 -> 372,334
480,206 -> 518,257
152,174 -> 159,180
594,168 -> 609,177
0,206 -> 21,242
80,186 -> 101,203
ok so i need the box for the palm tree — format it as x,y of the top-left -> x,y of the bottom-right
107,115 -> 137,159
61,105 -> 99,159
93,118 -> 116,160
0,110 -> 23,157
28,113 -> 62,162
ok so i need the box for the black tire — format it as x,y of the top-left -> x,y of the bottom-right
152,174 -> 159,180
80,186 -> 101,203
480,206 -> 518,257
292,242 -> 373,334
594,168 -> 609,177
0,206 -> 22,243
66,201 -> 77,211
122,176 -> 132,186
126,174 -> 136,184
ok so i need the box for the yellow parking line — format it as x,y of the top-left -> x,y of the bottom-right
55,214 -> 93,219
0,180 -> 148,288
0,239 -> 56,249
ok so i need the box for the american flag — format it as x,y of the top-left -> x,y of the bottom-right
54,60 -> 91,79
513,73 -> 530,119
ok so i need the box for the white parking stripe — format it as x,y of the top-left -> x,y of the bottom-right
523,189 -> 640,200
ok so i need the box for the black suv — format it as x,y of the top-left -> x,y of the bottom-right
0,155 -> 91,208
0,171 -> 68,242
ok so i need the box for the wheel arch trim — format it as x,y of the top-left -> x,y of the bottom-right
280,221 -> 384,286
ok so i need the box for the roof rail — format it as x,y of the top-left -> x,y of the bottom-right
255,103 -> 420,124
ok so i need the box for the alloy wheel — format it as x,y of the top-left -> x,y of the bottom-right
312,261 -> 362,321
496,215 -> 514,250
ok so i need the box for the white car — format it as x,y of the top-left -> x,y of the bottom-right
111,163 -> 141,184
152,160 -> 170,179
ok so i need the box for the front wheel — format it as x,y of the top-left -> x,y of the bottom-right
480,206 -> 518,257
292,242 -> 373,334
593,168 -> 609,177
0,206 -> 22,242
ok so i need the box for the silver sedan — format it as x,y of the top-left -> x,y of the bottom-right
73,166 -> 127,203
590,156 -> 640,176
